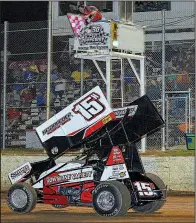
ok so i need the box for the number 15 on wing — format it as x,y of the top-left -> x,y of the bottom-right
72,92 -> 105,121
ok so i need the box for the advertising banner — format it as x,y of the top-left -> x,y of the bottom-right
67,13 -> 110,52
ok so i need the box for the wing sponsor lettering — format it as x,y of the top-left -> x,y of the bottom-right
113,105 -> 138,119
10,164 -> 31,180
46,171 -> 93,186
42,112 -> 73,136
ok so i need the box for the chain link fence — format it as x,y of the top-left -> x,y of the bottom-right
0,4 -> 195,151
134,6 -> 195,150
1,21 -> 48,148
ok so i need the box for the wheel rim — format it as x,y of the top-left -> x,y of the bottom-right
97,191 -> 115,211
10,189 -> 28,209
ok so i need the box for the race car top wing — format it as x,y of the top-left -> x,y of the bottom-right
109,95 -> 165,145
36,86 -> 115,157
86,95 -> 164,147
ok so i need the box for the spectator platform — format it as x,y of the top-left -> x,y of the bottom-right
67,14 -> 144,54
68,16 -> 145,104
69,18 -> 146,152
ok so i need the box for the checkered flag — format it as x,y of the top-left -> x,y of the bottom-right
67,13 -> 86,37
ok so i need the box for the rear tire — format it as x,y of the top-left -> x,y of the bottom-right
93,181 -> 131,217
132,173 -> 167,213
7,183 -> 37,214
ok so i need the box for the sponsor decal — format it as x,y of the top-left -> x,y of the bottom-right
113,148 -> 120,155
112,171 -> 119,177
102,114 -> 112,124
119,172 -> 126,177
119,164 -> 124,170
46,171 -> 92,186
42,112 -> 73,136
113,105 -> 138,119
101,164 -> 129,181
112,166 -> 118,171
78,45 -> 108,51
109,170 -> 127,180
110,170 -> 126,179
10,164 -> 31,180
106,146 -> 124,166
78,24 -> 109,46
112,164 -> 124,171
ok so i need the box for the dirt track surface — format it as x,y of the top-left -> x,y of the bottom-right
1,196 -> 195,223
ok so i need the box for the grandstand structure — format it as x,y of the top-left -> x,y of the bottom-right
1,1 -> 195,150
52,1 -> 195,149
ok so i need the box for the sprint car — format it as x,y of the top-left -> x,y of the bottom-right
7,86 -> 167,217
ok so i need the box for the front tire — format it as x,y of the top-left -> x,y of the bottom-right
7,183 -> 37,214
132,173 -> 167,213
93,181 -> 131,217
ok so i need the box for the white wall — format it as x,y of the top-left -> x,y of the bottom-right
170,1 -> 194,11
1,155 -> 194,192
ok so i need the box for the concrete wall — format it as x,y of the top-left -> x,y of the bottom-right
142,156 -> 194,192
1,155 -> 194,192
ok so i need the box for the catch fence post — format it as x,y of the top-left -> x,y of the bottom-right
3,21 -> 8,150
